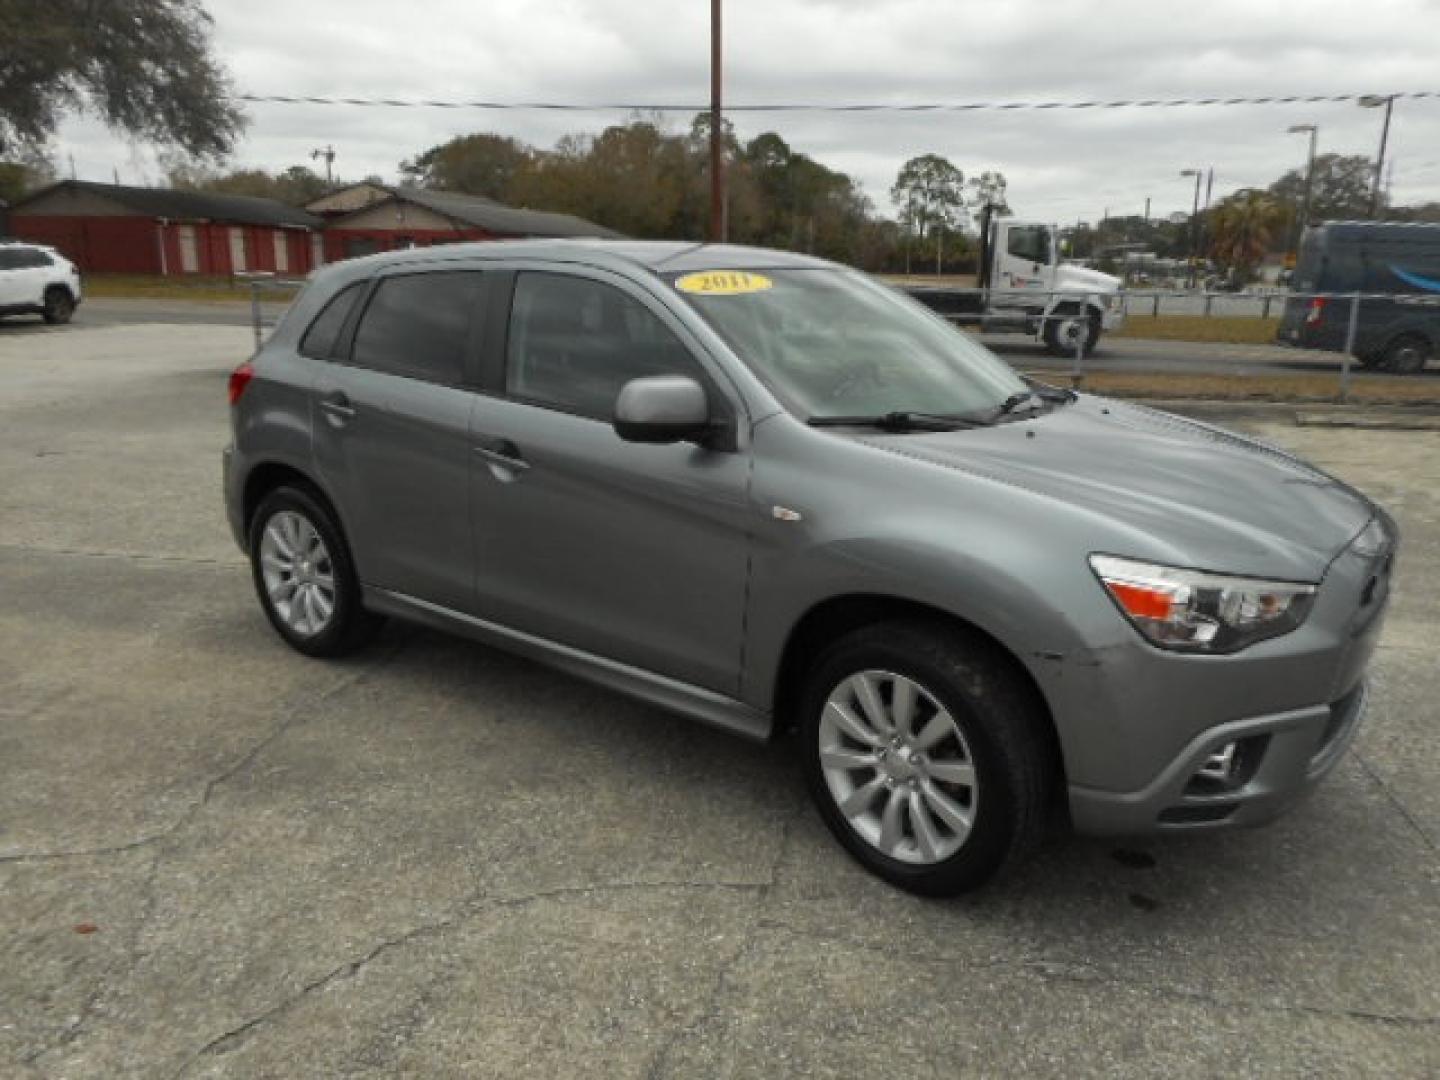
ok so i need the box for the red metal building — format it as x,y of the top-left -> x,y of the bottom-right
7,181 -> 323,276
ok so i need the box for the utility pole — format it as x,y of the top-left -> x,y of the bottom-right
1358,94 -> 1395,219
1180,168 -> 1203,289
709,0 -> 726,242
1286,124 -> 1318,257
311,145 -> 336,186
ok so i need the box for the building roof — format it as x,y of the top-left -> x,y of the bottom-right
332,186 -> 623,239
13,181 -> 322,228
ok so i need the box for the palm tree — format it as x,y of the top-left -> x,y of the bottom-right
1207,189 -> 1290,285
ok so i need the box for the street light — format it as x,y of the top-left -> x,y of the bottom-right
1286,123 -> 1318,253
1358,94 -> 1395,219
1180,168 -> 1203,288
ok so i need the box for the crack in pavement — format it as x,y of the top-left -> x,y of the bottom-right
1353,748 -> 1440,856
0,541 -> 245,570
644,790 -> 809,1080
0,646 -> 401,867
169,878 -> 773,1079
6,642 -> 410,1069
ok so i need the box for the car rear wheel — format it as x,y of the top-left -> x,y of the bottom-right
42,287 -> 75,325
1379,334 -> 1431,375
799,620 -> 1053,895
248,485 -> 381,658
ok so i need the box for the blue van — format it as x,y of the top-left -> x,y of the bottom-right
1278,221 -> 1440,374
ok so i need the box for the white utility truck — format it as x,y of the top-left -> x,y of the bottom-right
902,207 -> 1124,356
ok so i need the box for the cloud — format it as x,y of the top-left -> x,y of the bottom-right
51,0 -> 1440,224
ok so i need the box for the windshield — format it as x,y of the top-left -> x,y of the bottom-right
669,268 -> 1027,422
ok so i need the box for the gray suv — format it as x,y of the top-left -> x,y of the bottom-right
224,241 -> 1396,895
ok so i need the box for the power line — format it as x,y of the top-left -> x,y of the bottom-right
234,90 -> 1440,113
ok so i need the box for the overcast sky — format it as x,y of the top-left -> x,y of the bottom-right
53,0 -> 1440,225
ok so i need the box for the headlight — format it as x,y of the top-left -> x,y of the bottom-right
1090,555 -> 1316,653
1107,293 -> 1123,312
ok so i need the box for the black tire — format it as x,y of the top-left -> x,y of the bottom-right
1378,334 -> 1431,376
42,287 -> 75,325
247,484 -> 382,658
799,620 -> 1054,896
1042,307 -> 1101,358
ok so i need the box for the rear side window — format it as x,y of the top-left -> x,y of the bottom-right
350,272 -> 483,385
299,282 -> 364,359
506,271 -> 702,418
16,248 -> 53,268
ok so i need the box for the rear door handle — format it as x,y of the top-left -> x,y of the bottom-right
319,392 -> 356,425
473,434 -> 529,474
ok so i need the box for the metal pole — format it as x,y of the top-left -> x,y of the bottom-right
1072,294 -> 1085,389
1369,97 -> 1393,219
1340,291 -> 1361,402
250,281 -> 263,351
1188,171 -> 1202,289
709,0 -> 726,242
1300,127 -> 1317,236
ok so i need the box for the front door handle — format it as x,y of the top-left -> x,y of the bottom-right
319,391 -> 356,426
473,434 -> 529,477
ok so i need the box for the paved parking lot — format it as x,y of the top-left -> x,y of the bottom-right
3,322 -> 1439,1077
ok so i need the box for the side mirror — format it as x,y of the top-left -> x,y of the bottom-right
613,375 -> 714,445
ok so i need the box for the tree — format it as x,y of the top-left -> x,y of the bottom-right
891,155 -> 966,273
166,163 -> 329,206
1268,153 -> 1374,224
0,0 -> 244,159
1207,189 -> 1289,283
0,149 -> 52,203
967,171 -> 1010,216
399,134 -> 533,199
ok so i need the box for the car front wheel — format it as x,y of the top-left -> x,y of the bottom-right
800,620 -> 1053,895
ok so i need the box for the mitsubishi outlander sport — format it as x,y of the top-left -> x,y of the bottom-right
223,241 -> 1396,895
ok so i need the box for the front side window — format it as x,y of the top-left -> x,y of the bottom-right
350,271 -> 483,384
506,272 -> 703,417
1006,226 -> 1051,265
674,268 -> 1026,422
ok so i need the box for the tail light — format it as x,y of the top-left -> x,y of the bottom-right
228,362 -> 255,405
1305,297 -> 1325,325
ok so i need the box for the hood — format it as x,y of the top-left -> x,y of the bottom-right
1055,263 -> 1122,294
859,398 -> 1375,580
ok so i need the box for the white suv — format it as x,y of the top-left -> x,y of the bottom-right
0,242 -> 82,324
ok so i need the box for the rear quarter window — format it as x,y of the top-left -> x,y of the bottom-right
298,282 -> 364,359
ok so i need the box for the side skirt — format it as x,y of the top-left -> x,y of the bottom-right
363,586 -> 773,743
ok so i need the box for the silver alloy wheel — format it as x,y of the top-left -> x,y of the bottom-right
258,510 -> 336,637
818,670 -> 980,865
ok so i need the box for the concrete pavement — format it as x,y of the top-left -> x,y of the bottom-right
2,321 -> 1438,1077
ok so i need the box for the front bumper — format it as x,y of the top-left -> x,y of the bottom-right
1069,679 -> 1367,834
1048,512 -> 1395,837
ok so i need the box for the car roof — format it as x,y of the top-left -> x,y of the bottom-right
321,239 -> 842,278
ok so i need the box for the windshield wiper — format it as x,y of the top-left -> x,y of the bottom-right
807,410 -> 987,432
994,390 -> 1042,419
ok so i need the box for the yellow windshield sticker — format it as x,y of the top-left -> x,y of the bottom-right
675,270 -> 773,296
